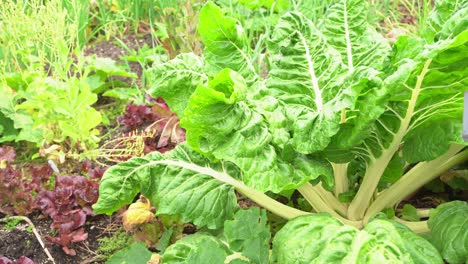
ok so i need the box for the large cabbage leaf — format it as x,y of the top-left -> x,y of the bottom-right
422,0 -> 468,42
428,201 -> 468,264
319,0 -> 390,69
272,214 -> 443,264
162,208 -> 270,264
345,30 -> 468,219
145,53 -> 207,118
93,143 -> 239,229
182,68 -> 334,192
198,1 -> 258,84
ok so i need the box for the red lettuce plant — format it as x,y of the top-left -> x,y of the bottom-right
0,146 -> 104,256
0,146 -> 16,163
37,175 -> 99,255
0,164 -> 52,215
0,256 -> 35,264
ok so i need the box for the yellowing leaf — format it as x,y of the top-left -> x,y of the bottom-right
123,196 -> 155,231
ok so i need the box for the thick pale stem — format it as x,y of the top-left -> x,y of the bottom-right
308,182 -> 348,216
298,184 -> 362,228
364,145 -> 467,222
415,209 -> 431,218
347,155 -> 395,220
332,162 -> 349,197
394,218 -> 430,234
235,184 -> 310,220
347,59 -> 432,221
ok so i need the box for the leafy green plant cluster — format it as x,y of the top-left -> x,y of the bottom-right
94,0 -> 468,262
1,72 -> 101,159
0,54 -> 139,160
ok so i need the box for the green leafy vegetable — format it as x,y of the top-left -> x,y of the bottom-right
428,201 -> 468,264
182,68 -> 334,192
93,143 -> 239,229
198,2 -> 258,84
162,234 -> 229,264
146,53 -> 207,118
162,208 -> 270,264
273,213 -> 442,264
95,0 -> 468,261
106,242 -> 152,264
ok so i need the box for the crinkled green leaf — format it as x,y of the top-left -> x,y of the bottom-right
422,0 -> 468,42
428,200 -> 468,264
273,214 -> 442,264
319,0 -> 390,69
364,219 -> 443,264
331,29 -> 467,165
275,0 -> 390,153
198,2 -> 257,84
93,143 -> 239,229
398,32 -> 468,162
326,67 -> 387,152
162,208 -> 271,264
162,234 -> 228,264
224,207 -> 270,263
107,242 -> 152,264
265,12 -> 352,154
146,53 -> 207,118
273,214 -> 358,263
346,31 -> 467,218
182,69 -> 333,192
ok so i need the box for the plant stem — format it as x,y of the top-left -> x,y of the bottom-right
364,145 -> 466,222
332,162 -> 349,197
394,217 -> 430,234
235,184 -> 312,220
302,182 -> 348,216
347,59 -> 432,221
415,209 -> 431,218
397,208 -> 431,218
298,184 -> 362,228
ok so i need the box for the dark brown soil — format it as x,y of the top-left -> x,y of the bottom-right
0,214 -> 118,264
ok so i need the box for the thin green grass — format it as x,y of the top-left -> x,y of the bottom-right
0,0 -> 83,77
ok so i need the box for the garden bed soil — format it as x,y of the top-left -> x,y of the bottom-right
0,214 -> 116,264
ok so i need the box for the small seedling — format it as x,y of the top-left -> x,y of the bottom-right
2,217 -> 21,231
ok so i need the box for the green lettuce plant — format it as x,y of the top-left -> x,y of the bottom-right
1,71 -> 102,158
94,0 -> 468,262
